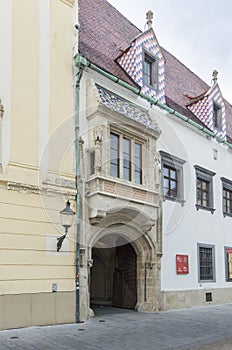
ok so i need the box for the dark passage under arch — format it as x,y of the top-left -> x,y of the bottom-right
90,236 -> 137,309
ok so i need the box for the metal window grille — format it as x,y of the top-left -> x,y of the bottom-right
199,246 -> 213,281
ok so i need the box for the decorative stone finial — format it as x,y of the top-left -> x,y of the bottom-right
146,10 -> 153,29
212,70 -> 218,84
0,98 -> 4,118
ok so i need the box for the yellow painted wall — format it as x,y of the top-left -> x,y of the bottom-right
49,0 -> 74,175
0,0 -> 75,300
0,0 -> 77,329
0,187 -> 76,295
10,0 -> 39,166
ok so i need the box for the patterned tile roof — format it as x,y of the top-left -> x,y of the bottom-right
79,0 -> 232,138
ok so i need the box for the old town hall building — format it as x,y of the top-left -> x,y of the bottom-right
0,0 -> 232,329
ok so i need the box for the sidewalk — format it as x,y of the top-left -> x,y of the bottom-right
1,304 -> 232,350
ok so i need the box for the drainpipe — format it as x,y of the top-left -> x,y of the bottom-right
74,54 -> 232,150
74,64 -> 84,323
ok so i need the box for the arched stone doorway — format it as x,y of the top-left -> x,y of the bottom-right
90,235 -> 137,309
81,209 -> 163,319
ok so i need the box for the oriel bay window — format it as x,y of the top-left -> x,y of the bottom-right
110,132 -> 142,184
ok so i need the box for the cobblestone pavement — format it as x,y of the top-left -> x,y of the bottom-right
1,304 -> 232,350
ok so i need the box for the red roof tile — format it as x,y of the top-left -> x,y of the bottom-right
79,0 -> 232,138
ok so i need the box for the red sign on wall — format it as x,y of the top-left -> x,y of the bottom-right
176,254 -> 189,274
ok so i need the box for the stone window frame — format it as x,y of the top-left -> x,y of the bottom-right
197,243 -> 216,283
160,151 -> 186,205
213,101 -> 222,131
194,165 -> 216,214
109,129 -> 143,185
221,177 -> 232,217
142,48 -> 159,90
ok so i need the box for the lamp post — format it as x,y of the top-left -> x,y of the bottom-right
57,200 -> 75,252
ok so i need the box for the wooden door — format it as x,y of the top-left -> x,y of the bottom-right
113,243 -> 137,309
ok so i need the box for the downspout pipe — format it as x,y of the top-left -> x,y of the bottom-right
74,65 -> 84,323
74,53 -> 232,150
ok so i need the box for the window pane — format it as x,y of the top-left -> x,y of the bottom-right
134,171 -> 141,185
110,133 -> 119,177
111,164 -> 119,177
223,197 -> 227,211
163,164 -> 177,198
223,187 -> 232,214
170,169 -> 176,179
144,59 -> 152,85
170,180 -> 177,190
110,133 -> 119,149
197,189 -> 201,205
202,181 -> 208,190
134,143 -> 142,184
163,166 -> 169,177
202,199 -> 208,207
213,103 -> 222,130
123,138 -> 131,181
90,151 -> 95,175
197,178 -> 210,207
123,138 -> 130,153
202,192 -> 208,201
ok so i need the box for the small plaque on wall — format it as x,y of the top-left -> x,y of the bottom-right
176,254 -> 189,274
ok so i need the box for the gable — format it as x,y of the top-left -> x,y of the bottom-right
188,84 -> 226,139
117,29 -> 165,103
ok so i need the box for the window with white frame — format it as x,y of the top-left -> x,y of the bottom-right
110,131 -> 142,184
160,151 -> 185,204
195,165 -> 215,213
198,243 -> 216,283
221,177 -> 232,217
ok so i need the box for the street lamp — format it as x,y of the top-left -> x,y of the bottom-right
57,200 -> 75,252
